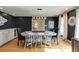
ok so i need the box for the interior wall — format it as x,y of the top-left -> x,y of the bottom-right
15,17 -> 59,32
45,17 -> 59,33
14,17 -> 32,32
0,11 -> 59,33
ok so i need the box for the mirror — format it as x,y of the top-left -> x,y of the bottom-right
32,17 -> 45,31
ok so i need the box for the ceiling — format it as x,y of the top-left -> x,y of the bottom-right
0,6 -> 76,17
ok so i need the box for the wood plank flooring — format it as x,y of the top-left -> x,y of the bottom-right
0,38 -> 72,52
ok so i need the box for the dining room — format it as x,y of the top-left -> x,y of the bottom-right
0,6 -> 78,52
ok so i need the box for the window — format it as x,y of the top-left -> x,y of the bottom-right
60,17 -> 64,36
58,16 -> 64,37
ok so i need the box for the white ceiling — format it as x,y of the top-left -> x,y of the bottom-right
0,6 -> 75,17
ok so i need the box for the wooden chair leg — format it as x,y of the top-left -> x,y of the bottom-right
51,39 -> 52,44
22,41 -> 25,48
17,39 -> 19,46
40,37 -> 42,48
35,40 -> 37,48
21,40 -> 22,43
57,38 -> 59,45
31,38 -> 32,48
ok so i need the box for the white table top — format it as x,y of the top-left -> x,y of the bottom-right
21,31 -> 57,36
45,31 -> 57,36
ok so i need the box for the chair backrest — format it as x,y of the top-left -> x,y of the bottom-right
17,28 -> 22,36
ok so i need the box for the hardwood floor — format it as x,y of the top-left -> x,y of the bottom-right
0,38 -> 72,52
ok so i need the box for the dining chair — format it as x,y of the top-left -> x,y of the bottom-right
51,28 -> 59,45
17,28 -> 25,46
45,34 -> 52,47
24,33 -> 33,48
33,33 -> 43,48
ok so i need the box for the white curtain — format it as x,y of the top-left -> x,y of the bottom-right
58,15 -> 64,37
75,9 -> 79,38
58,13 -> 67,39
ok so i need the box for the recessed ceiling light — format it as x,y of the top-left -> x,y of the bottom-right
37,8 -> 42,10
0,7 -> 3,9
65,8 -> 68,10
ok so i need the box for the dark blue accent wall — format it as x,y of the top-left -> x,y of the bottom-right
0,11 -> 32,32
14,17 -> 58,32
0,11 -> 59,33
45,17 -> 59,33
14,17 -> 32,32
